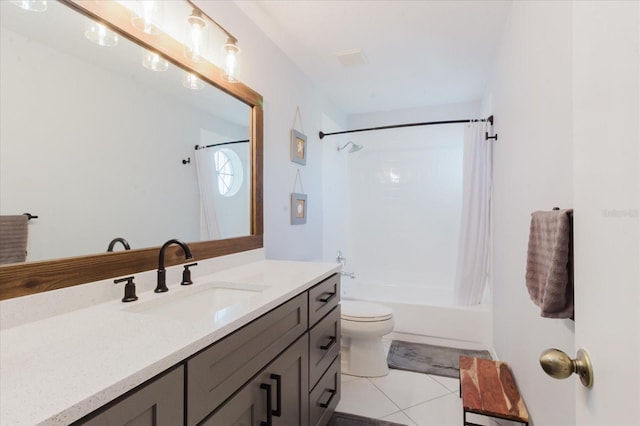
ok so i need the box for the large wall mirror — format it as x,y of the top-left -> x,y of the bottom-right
0,0 -> 264,300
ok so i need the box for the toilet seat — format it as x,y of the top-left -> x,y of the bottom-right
341,301 -> 393,322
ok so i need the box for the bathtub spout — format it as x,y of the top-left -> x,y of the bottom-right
340,271 -> 356,279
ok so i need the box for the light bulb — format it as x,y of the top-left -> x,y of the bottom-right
142,49 -> 168,72
222,40 -> 240,83
10,0 -> 47,12
132,1 -> 163,35
184,10 -> 208,63
85,18 -> 118,47
182,72 -> 204,90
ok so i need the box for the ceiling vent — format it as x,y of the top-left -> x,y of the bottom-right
335,48 -> 366,67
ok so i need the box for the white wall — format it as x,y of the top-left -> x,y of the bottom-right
484,2 -> 576,425
197,1 -> 346,262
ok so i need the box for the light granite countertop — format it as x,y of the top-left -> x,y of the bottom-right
0,259 -> 340,426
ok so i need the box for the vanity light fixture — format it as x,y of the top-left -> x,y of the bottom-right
184,8 -> 208,63
10,0 -> 47,12
185,0 -> 242,83
131,0 -> 164,35
222,38 -> 241,83
85,18 -> 118,47
182,71 -> 204,90
142,49 -> 169,72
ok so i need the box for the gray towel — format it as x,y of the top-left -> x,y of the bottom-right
525,209 -> 574,319
0,215 -> 29,264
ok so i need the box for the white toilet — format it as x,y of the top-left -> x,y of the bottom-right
340,300 -> 394,377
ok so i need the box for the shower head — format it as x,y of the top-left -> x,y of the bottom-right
337,141 -> 363,153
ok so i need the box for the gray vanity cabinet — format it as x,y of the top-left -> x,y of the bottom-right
74,273 -> 340,426
201,335 -> 309,426
79,366 -> 184,426
187,293 -> 308,425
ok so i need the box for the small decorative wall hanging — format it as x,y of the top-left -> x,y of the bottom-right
291,169 -> 307,225
291,192 -> 307,225
291,129 -> 307,165
290,106 -> 307,165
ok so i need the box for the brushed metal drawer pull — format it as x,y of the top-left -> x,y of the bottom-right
270,374 -> 282,417
260,383 -> 272,426
320,336 -> 337,351
318,291 -> 336,303
318,388 -> 337,408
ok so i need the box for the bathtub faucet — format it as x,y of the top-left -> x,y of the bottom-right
336,250 -> 346,267
340,271 -> 356,279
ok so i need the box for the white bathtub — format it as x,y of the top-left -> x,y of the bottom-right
342,281 -> 492,347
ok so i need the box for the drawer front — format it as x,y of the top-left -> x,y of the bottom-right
308,274 -> 340,327
187,293 -> 308,426
309,305 -> 340,387
309,355 -> 341,426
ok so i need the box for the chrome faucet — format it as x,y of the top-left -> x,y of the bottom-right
107,237 -> 131,252
155,239 -> 193,293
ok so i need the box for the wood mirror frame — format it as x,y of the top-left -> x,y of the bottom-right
0,0 -> 263,301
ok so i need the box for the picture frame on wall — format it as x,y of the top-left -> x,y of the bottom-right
290,129 -> 307,165
291,192 -> 307,225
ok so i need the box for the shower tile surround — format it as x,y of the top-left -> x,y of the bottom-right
347,124 -> 464,295
0,250 -> 341,425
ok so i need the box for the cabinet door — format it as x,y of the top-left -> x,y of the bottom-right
79,366 -> 183,426
200,376 -> 265,426
262,335 -> 309,426
202,336 -> 309,426
188,293 -> 307,426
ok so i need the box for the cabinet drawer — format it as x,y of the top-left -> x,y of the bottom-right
309,355 -> 341,426
308,274 -> 340,327
309,305 -> 340,387
187,293 -> 308,426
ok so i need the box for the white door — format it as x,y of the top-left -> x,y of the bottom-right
573,2 -> 639,425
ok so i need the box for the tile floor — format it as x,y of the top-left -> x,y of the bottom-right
335,338 -> 509,426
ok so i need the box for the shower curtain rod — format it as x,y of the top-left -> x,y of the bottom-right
319,115 -> 495,140
195,139 -> 250,150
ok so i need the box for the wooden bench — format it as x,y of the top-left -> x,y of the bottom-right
459,355 -> 530,426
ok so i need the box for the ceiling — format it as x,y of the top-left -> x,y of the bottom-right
235,0 -> 512,115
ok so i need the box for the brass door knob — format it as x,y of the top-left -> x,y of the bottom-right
540,348 -> 594,388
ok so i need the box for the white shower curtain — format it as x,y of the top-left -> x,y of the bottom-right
194,147 -> 221,240
454,122 -> 493,305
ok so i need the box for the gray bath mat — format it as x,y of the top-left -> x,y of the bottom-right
330,412 -> 406,426
387,340 -> 492,378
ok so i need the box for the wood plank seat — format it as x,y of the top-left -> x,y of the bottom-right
459,355 -> 530,426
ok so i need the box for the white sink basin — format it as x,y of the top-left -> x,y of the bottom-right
124,282 -> 268,322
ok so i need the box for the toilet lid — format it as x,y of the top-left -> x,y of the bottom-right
341,301 -> 393,322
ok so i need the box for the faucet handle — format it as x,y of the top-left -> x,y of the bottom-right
114,276 -> 138,302
181,263 -> 198,286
